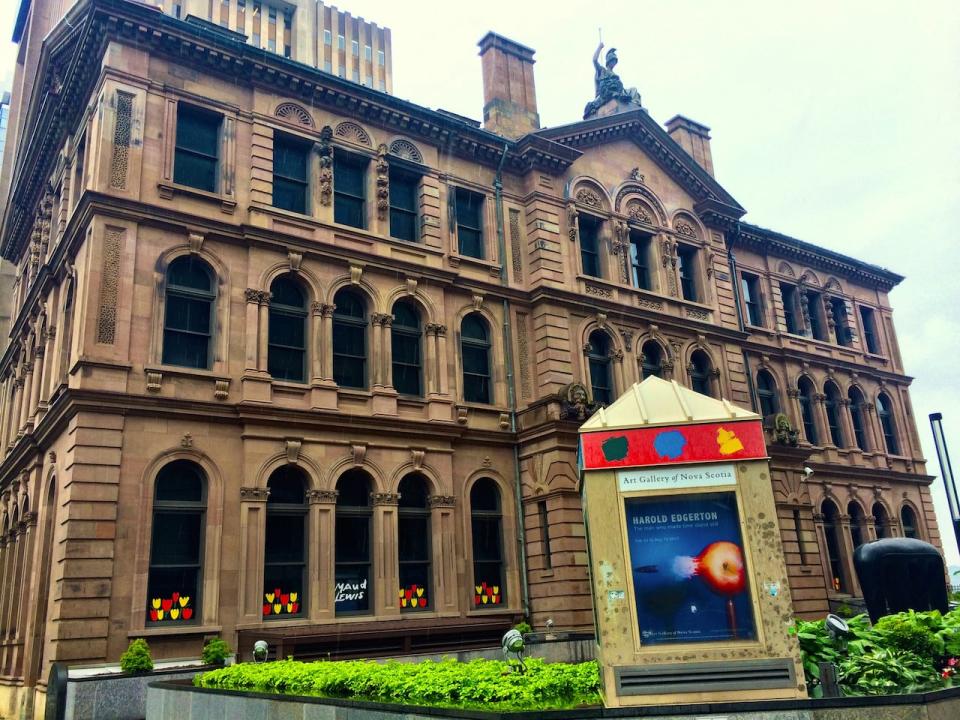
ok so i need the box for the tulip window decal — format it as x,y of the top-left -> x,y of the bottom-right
398,584 -> 428,609
474,581 -> 501,606
148,592 -> 193,622
262,588 -> 300,616
398,474 -> 432,612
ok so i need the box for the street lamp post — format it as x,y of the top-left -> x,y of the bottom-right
929,412 -> 960,561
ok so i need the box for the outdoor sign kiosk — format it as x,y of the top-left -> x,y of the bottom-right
579,376 -> 806,707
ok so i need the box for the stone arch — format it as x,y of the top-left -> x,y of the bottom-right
334,120 -> 373,148
259,263 -> 323,304
327,455 -> 387,495
671,210 -> 704,241
384,286 -> 437,325
682,337 -> 717,369
569,177 -> 612,213
388,137 -> 424,164
824,276 -> 844,294
776,261 -> 796,278
388,462 -> 444,497
275,102 -> 315,129
793,370 -> 821,393
798,269 -> 821,287
614,183 -> 668,226
464,468 -> 514,516
326,274 -> 383,313
254,452 -> 324,491
577,316 -> 625,356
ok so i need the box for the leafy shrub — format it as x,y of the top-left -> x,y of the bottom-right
201,638 -> 232,666
513,621 -> 532,635
838,647 -> 941,695
874,610 -> 944,658
195,658 -> 601,711
120,638 -> 154,674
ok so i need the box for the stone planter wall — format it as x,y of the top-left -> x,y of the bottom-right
61,666 -> 215,720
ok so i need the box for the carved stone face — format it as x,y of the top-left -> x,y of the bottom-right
571,385 -> 587,405
605,48 -> 618,70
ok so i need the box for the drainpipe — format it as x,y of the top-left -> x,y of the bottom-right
727,223 -> 759,413
493,142 -> 530,620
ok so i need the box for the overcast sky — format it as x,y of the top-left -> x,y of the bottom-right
1,1 -> 957,565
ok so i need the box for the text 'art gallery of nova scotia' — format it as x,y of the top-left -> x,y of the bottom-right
0,0 -> 944,714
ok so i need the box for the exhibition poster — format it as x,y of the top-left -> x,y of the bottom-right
624,491 -> 756,645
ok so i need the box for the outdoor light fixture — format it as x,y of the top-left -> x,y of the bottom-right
501,629 -> 526,673
253,640 -> 269,663
825,614 -> 850,641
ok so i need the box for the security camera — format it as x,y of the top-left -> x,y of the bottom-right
803,466 -> 814,478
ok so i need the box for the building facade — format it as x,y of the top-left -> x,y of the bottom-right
0,0 -> 943,716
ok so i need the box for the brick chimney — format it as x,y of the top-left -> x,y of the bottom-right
665,115 -> 714,177
478,32 -> 540,138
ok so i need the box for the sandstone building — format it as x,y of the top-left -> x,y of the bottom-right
0,0 -> 943,715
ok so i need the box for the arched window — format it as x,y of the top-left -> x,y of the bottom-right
821,499 -> 846,593
471,478 -> 505,607
872,502 -> 890,539
849,387 -> 868,451
756,370 -> 780,418
848,502 -> 866,549
877,393 -> 899,455
147,460 -> 206,623
335,470 -> 372,615
263,466 -> 308,618
162,256 -> 215,369
824,382 -> 844,447
900,505 -> 919,539
461,314 -> 491,404
640,341 -> 663,379
798,377 -> 818,445
332,289 -> 367,389
268,276 -> 307,383
59,281 -> 75,382
391,302 -> 422,396
689,350 -> 713,397
398,474 -> 431,611
587,331 -> 612,405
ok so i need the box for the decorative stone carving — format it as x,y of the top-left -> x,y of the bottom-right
428,495 -> 456,508
472,294 -> 484,310
619,328 -> 634,345
773,413 -> 799,446
675,221 -> 696,237
509,209 -> 523,280
188,232 -> 204,254
376,143 -> 389,221
334,121 -> 372,147
583,42 -> 642,119
567,203 -> 579,242
388,138 -> 423,163
214,379 -> 230,400
350,265 -> 363,284
371,492 -> 399,506
410,448 -> 425,469
318,125 -> 333,206
456,406 -> 468,424
498,413 -> 510,430
287,251 -> 302,272
351,443 -> 367,466
275,102 -> 314,128
575,188 -> 602,209
516,311 -> 531,400
109,91 -> 133,190
638,298 -> 664,311
585,284 -> 612,298
627,202 -> 653,225
629,167 -> 644,183
405,277 -> 418,296
96,227 -> 123,344
307,489 -> 338,504
285,438 -> 302,463
482,456 -> 493,468
559,382 -> 602,419
181,433 -> 193,448
686,308 -> 710,321
240,486 -> 270,501
146,371 -> 162,393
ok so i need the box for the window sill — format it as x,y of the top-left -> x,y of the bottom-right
145,365 -> 231,383
130,624 -> 222,638
449,253 -> 502,277
157,181 -> 236,214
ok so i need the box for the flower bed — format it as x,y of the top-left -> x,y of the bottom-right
194,657 -> 602,711
793,607 -> 960,696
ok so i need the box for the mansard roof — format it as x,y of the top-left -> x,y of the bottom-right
536,110 -> 746,227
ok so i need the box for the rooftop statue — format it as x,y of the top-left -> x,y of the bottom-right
583,42 -> 642,120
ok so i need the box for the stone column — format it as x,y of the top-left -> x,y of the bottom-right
307,490 -> 337,620
864,516 -> 878,542
813,393 -> 831,447
424,325 -> 438,395
371,492 -> 400,618
837,514 -> 860,596
863,402 -> 885,461
381,315 -> 394,389
257,293 -> 271,373
371,314 -> 384,388
244,289 -> 261,372
12,512 -> 37,676
0,379 -> 9,450
310,303 -> 323,382
237,487 -> 269,624
18,364 -> 32,436
320,304 -> 335,382
429,495 -> 458,615
28,347 -> 44,427
39,327 -> 56,408
611,349 -> 626,397
435,325 -> 449,396
786,388 -> 804,441
6,378 -> 21,448
838,398 -> 857,453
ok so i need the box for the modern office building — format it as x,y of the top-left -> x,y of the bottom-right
0,0 -> 942,716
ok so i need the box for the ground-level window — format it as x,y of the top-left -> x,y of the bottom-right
471,478 -> 504,607
821,499 -> 846,593
398,474 -> 431,611
263,466 -> 307,618
335,470 -> 373,615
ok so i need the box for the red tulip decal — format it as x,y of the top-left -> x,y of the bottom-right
161,598 -> 173,611
263,604 -> 271,616
172,592 -> 180,603
150,610 -> 159,622
280,593 -> 289,606
182,608 -> 193,620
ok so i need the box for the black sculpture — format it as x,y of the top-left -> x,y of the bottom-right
583,42 -> 642,120
853,537 -> 948,622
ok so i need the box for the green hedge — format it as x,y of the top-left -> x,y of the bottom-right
195,657 -> 602,711
793,607 -> 960,696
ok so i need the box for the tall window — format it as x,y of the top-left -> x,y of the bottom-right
741,273 -> 763,327
263,466 -> 307,618
334,153 -> 366,228
538,500 -> 553,570
455,188 -> 484,259
689,350 -> 713,397
798,377 -> 818,444
822,500 -> 846,593
848,502 -> 865,549
872,502 -> 890,539
332,289 -> 367,389
391,302 -> 422,396
335,470 -> 372,615
147,461 -> 206,624
163,256 -> 215,369
587,331 -> 612,405
629,231 -> 652,290
780,282 -> 799,334
398,474 -> 431,612
640,341 -> 663,379
824,382 -> 844,447
756,370 -> 780,418
677,245 -> 698,301
174,104 -> 221,193
806,291 -> 827,340
471,478 -> 505,607
389,168 -> 419,242
877,393 -> 899,455
830,298 -> 851,346
461,314 -> 491,404
578,216 -> 602,278
900,505 -> 919,539
849,387 -> 868,450
860,307 -> 879,353
268,276 -> 307,383
272,133 -> 309,214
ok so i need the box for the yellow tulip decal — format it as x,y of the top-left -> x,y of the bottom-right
152,598 -> 161,609
273,603 -> 282,614
170,608 -> 180,620
289,593 -> 298,603
265,593 -> 275,603
179,596 -> 190,608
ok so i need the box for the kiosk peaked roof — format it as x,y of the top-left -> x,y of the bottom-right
579,376 -> 758,432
